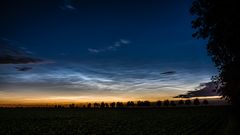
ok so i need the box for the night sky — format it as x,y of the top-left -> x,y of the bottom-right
0,0 -> 216,104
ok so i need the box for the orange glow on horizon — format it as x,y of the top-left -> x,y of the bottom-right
0,95 -> 223,107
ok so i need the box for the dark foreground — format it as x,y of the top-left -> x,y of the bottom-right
0,106 -> 232,135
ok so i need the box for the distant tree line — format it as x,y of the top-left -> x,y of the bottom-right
54,98 -> 209,108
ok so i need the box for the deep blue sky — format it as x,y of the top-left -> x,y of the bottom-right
0,0 -> 216,103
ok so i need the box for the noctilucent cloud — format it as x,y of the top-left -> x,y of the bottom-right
0,0 -> 216,104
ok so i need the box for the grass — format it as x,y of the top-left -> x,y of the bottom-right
0,106 -> 231,135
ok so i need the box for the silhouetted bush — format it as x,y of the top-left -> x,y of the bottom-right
94,103 -> 100,108
100,102 -> 105,108
185,100 -> 191,105
163,100 -> 170,106
87,103 -> 91,108
143,101 -> 151,107
105,103 -> 109,108
202,99 -> 209,105
137,101 -> 144,107
116,102 -> 124,108
55,105 -> 64,108
193,98 -> 200,105
110,102 -> 115,108
170,101 -> 176,106
127,101 -> 135,107
69,103 -> 75,108
178,100 -> 184,105
156,100 -> 162,107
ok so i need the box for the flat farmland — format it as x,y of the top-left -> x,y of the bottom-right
0,106 -> 230,135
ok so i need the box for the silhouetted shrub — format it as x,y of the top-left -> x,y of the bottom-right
193,98 -> 200,105
56,105 -> 64,108
87,103 -> 91,108
110,102 -> 115,108
105,103 -> 109,108
185,100 -> 191,105
170,101 -> 176,106
143,101 -> 150,107
137,101 -> 143,107
100,102 -> 105,108
94,103 -> 100,108
202,99 -> 209,105
163,100 -> 170,106
116,102 -> 124,108
69,103 -> 75,108
127,101 -> 135,107
156,100 -> 162,107
178,100 -> 184,105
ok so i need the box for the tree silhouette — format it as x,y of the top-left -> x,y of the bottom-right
100,102 -> 105,108
163,100 -> 170,107
202,99 -> 209,105
190,0 -> 240,105
55,105 -> 64,109
87,103 -> 91,108
185,100 -> 191,105
170,101 -> 176,106
143,101 -> 151,107
127,101 -> 135,107
193,98 -> 200,105
110,102 -> 116,108
178,100 -> 184,105
94,103 -> 100,108
116,102 -> 124,108
137,101 -> 144,107
156,100 -> 162,107
69,103 -> 75,108
105,103 -> 109,108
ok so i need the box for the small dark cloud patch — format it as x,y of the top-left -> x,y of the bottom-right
15,66 -> 33,72
173,94 -> 190,98
0,38 -> 43,64
160,71 -> 176,75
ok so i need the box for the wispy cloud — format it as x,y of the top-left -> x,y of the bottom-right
119,39 -> 130,44
0,63 -> 210,94
60,0 -> 76,11
19,47 -> 34,55
88,49 -> 100,53
0,61 -> 214,102
88,39 -> 131,53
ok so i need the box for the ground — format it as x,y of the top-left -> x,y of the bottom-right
0,106 -> 230,135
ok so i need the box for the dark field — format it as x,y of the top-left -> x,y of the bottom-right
0,106 -> 231,135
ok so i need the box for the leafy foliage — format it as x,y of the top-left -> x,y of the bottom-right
190,0 -> 240,105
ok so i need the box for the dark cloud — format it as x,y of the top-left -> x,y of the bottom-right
0,38 -> 43,64
160,71 -> 176,75
15,66 -> 33,71
174,82 -> 219,98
